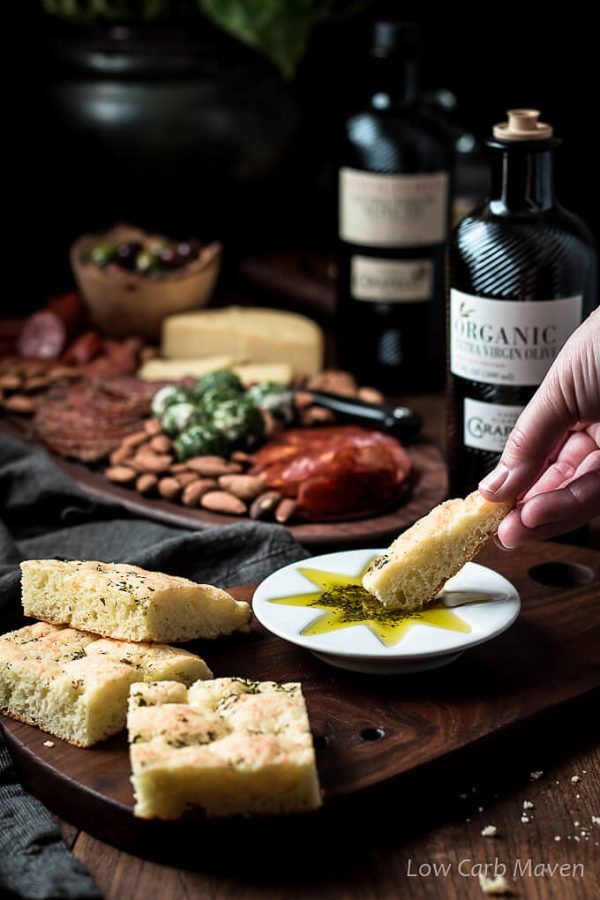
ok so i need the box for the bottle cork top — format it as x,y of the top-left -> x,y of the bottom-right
493,109 -> 553,141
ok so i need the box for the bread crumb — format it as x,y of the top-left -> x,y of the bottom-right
478,873 -> 510,895
478,805 -> 484,812
554,836 -> 561,842
523,800 -> 534,809
481,825 -> 498,837
592,816 -> 600,826
574,820 -> 580,827
521,815 -> 530,823
571,775 -> 580,783
530,770 -> 543,781
43,740 -> 54,748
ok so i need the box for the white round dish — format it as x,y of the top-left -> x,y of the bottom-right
252,548 -> 520,674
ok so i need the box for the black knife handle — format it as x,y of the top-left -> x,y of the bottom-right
302,389 -> 422,440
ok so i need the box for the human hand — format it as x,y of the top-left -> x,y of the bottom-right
478,308 -> 600,548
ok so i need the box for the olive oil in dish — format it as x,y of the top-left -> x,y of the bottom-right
447,110 -> 597,495
337,21 -> 452,393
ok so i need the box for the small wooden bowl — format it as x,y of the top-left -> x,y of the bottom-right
70,225 -> 222,340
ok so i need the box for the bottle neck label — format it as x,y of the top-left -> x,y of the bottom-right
449,289 -> 583,386
339,168 -> 448,247
351,255 -> 433,302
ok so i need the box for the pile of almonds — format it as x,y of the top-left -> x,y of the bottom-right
105,418 -> 294,521
0,359 -> 79,414
104,369 -> 385,522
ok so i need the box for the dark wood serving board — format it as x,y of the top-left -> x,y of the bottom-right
3,541 -> 599,860
0,417 -> 446,549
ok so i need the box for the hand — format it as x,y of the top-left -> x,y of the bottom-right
479,308 -> 600,548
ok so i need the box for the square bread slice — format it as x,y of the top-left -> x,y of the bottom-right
0,622 -> 212,747
363,490 -> 512,610
128,677 -> 323,819
21,559 -> 250,643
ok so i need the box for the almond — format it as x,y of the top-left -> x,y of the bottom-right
143,418 -> 163,437
275,497 -> 298,524
218,474 -> 264,501
122,430 -> 149,450
170,462 -> 189,474
109,444 -> 133,466
200,491 -> 247,516
187,456 -> 232,477
230,450 -> 252,466
299,405 -> 336,427
135,473 -> 158,494
130,452 -> 173,474
358,386 -> 384,404
175,472 -> 199,487
158,477 -> 182,500
105,465 -> 137,484
23,375 -> 51,392
150,434 -> 172,454
249,490 -> 282,520
4,394 -> 37,414
181,479 -> 217,507
0,373 -> 22,391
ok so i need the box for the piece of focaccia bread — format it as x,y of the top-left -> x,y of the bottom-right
0,622 -> 211,747
128,677 -> 323,819
363,490 -> 512,610
21,559 -> 250,643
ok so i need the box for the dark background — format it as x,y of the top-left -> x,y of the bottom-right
11,3 -> 597,311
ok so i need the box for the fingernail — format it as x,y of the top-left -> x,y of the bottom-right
479,465 -> 509,495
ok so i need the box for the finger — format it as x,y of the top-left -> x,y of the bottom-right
480,310 -> 600,502
521,431 -> 598,500
497,469 -> 600,548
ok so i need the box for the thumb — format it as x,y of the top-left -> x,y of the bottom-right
479,309 -> 600,502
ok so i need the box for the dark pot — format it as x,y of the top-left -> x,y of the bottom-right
30,21 -> 303,297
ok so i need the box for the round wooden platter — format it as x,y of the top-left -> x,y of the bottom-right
0,417 -> 447,549
3,542 -> 600,863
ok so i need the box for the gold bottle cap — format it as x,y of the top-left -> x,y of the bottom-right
493,109 -> 553,141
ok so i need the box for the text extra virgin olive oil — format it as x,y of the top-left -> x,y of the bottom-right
337,21 -> 452,393
447,110 -> 597,495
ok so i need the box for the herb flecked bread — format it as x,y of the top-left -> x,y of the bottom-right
363,490 -> 512,610
128,677 -> 323,819
20,559 -> 250,643
0,622 -> 212,747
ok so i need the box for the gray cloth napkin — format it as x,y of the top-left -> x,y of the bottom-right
0,432 -> 307,899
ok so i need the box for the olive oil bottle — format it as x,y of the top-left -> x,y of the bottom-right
337,21 -> 452,393
447,110 -> 597,495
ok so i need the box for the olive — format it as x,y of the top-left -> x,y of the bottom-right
87,241 -> 117,267
151,385 -> 192,419
174,424 -> 227,461
135,248 -> 159,274
159,246 -> 180,269
194,370 -> 244,402
246,382 -> 295,423
115,241 -> 143,270
212,398 -> 265,447
176,240 -> 200,263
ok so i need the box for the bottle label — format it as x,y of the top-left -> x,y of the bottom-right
450,290 -> 583,386
351,256 -> 433,302
463,398 -> 523,452
339,168 -> 449,247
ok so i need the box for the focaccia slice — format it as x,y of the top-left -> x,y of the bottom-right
0,622 -> 211,746
363,490 -> 512,610
128,677 -> 322,819
21,559 -> 250,643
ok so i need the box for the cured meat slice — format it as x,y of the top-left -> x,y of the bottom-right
250,426 -> 412,518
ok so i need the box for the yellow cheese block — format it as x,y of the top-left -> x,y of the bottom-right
139,356 -> 236,381
161,307 -> 323,376
139,358 -> 292,386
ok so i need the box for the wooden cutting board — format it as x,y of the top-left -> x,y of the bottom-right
3,541 -> 599,860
